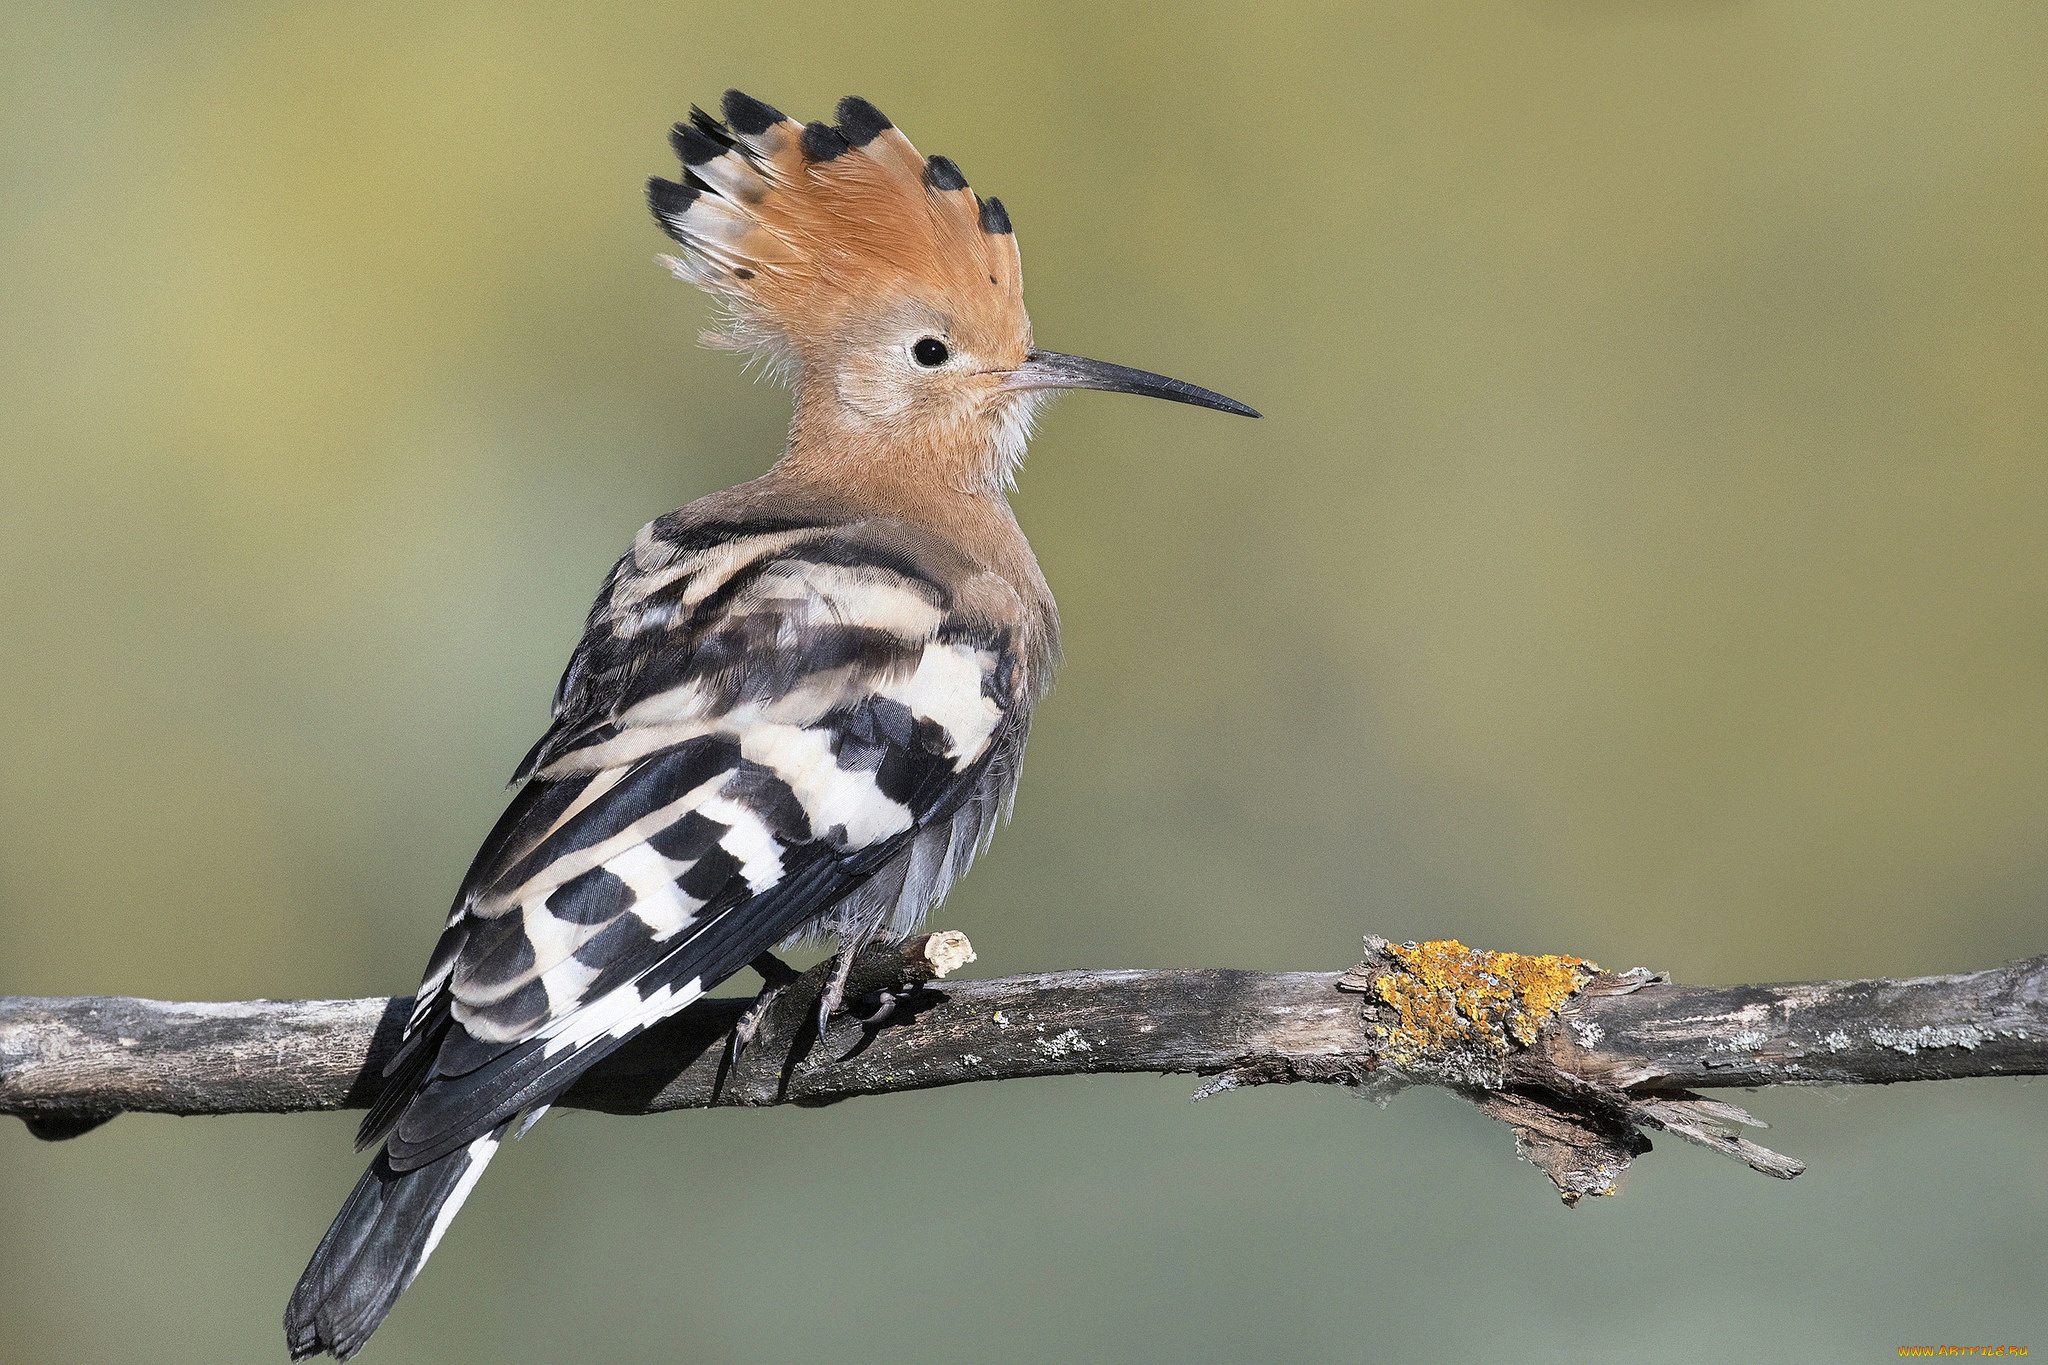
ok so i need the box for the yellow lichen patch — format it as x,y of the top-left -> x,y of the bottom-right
1373,940 -> 1599,1061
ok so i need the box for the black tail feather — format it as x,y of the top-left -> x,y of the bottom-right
354,1009 -> 447,1153
284,1124 -> 507,1361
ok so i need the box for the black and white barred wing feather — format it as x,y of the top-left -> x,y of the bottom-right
287,515 -> 1026,1360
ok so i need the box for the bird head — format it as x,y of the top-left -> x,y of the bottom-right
650,92 -> 1256,492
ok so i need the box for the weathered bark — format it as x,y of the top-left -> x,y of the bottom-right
4,933 -> 2043,1202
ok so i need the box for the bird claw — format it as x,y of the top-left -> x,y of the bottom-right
724,992 -> 774,1072
851,988 -> 902,1028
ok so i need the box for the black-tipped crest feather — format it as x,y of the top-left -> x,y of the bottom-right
721,89 -> 783,136
646,177 -> 700,241
801,120 -> 851,161
834,96 -> 892,145
671,122 -> 727,166
924,154 -> 968,191
686,106 -> 738,148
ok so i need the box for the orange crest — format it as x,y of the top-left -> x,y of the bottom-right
649,92 -> 1029,382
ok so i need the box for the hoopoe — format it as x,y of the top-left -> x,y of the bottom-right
284,90 -> 1256,1360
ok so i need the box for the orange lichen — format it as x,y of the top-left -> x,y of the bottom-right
1372,940 -> 1599,1063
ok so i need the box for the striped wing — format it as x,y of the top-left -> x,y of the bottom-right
364,513 -> 1027,1171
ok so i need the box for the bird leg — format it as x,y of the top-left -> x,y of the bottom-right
815,924 -> 886,1039
724,951 -> 803,1071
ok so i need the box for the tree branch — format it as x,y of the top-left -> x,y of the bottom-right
5,933 -> 2043,1202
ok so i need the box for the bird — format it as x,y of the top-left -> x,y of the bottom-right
283,89 -> 1257,1360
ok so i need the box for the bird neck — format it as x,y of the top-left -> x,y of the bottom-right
778,381 -> 1019,501
758,386 -> 1056,660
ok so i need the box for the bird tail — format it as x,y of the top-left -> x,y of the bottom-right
283,1119 -> 514,1361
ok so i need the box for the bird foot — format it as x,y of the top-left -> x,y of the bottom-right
724,951 -> 804,1072
814,939 -> 871,1039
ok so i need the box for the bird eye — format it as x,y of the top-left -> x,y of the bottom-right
912,337 -> 949,367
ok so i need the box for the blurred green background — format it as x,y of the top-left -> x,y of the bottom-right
4,2 -> 2044,1361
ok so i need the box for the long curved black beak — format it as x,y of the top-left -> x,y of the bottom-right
1004,349 -> 1260,418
